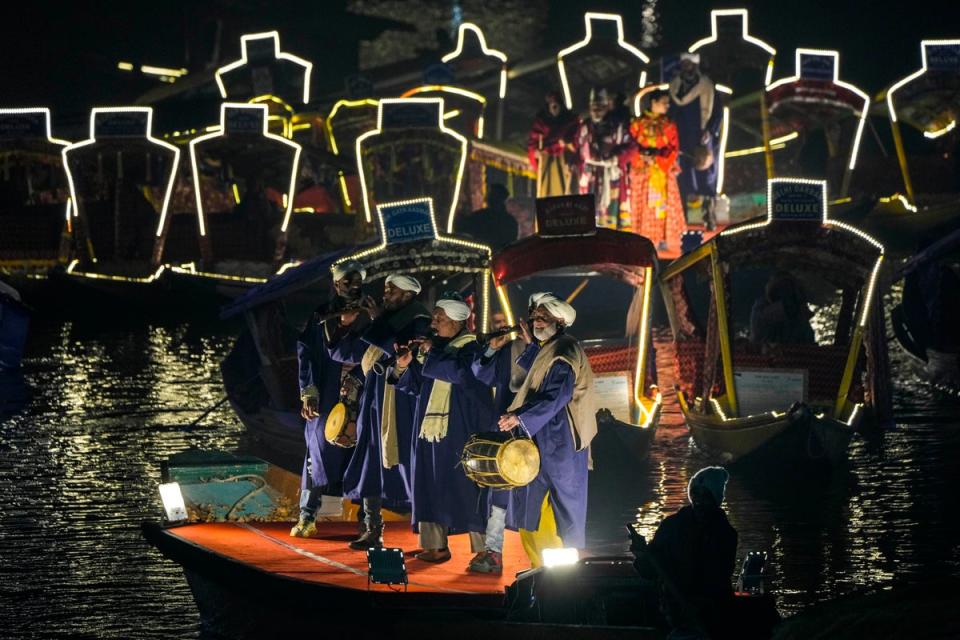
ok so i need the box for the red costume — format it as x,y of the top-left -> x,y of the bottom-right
629,112 -> 686,250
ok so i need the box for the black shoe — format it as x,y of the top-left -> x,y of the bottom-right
348,526 -> 383,550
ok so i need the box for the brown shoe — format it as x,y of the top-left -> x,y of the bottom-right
415,548 -> 451,563
348,525 -> 383,551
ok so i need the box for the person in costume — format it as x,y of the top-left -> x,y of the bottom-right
497,294 -> 597,567
392,297 -> 493,564
669,53 -> 724,230
290,260 -> 367,538
630,88 -> 686,251
528,91 -> 579,197
328,273 -> 431,550
575,87 -> 633,230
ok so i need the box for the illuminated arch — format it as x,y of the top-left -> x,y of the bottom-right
399,84 -> 487,139
766,49 -> 870,172
441,22 -> 508,99
557,12 -> 649,111
354,98 -> 468,232
188,102 -> 303,235
214,31 -> 313,104
688,9 -> 776,86
62,107 -> 181,238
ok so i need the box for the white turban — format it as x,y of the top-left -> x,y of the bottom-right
331,260 -> 366,282
534,293 -> 576,327
385,274 -> 421,293
680,52 -> 701,64
435,299 -> 470,322
528,291 -> 555,310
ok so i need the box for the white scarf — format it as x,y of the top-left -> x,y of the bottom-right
418,333 -> 476,442
669,74 -> 715,130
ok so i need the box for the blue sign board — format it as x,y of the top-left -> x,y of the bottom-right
225,107 -> 265,135
0,112 -> 47,140
380,199 -> 436,244
925,43 -> 960,72
94,111 -> 149,138
770,181 -> 825,221
799,53 -> 836,81
381,102 -> 441,129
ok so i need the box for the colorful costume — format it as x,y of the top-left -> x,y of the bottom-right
575,113 -> 633,230
528,109 -> 579,197
629,112 -> 686,250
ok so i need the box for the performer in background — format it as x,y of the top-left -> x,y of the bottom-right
528,91 -> 579,197
393,297 -> 493,564
467,304 -> 542,574
575,87 -> 633,230
630,88 -> 686,252
328,274 -> 431,550
669,53 -> 724,230
497,294 -> 597,567
291,260 -> 367,538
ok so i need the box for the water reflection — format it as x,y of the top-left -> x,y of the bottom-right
2,307 -> 959,636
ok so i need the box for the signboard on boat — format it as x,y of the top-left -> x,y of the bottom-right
380,101 -> 442,129
799,52 -> 835,81
592,372 -> 633,424
224,107 -> 266,135
734,368 -> 807,416
93,111 -> 149,138
0,112 -> 47,140
535,194 -> 597,237
769,180 -> 825,222
925,43 -> 960,72
379,198 -> 437,245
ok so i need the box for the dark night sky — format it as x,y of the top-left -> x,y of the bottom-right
1,0 -> 958,132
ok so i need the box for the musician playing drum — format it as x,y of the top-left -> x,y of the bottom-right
392,297 -> 493,564
497,294 -> 597,567
467,299 -> 545,573
328,273 -> 431,550
291,260 -> 367,538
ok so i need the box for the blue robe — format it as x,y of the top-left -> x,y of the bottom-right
395,337 -> 494,534
671,83 -> 723,200
471,340 -> 526,510
296,312 -> 350,491
507,342 -> 590,548
328,305 -> 430,502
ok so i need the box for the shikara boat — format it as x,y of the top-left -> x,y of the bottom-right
659,178 -> 890,466
492,195 -> 661,466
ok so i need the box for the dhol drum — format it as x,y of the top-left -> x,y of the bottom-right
324,370 -> 362,448
461,431 -> 540,489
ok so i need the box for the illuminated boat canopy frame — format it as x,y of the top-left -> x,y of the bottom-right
0,108 -> 73,223
332,196 -> 492,331
325,98 -> 379,156
214,31 -> 313,104
722,178 -> 884,328
767,49 -> 870,171
62,107 -> 181,238
557,12 -> 650,111
354,98 -> 468,232
441,22 -> 508,99
886,39 -> 960,126
687,9 -> 777,86
188,102 -> 303,235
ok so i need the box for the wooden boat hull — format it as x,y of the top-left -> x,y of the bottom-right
590,412 -> 659,471
683,404 -> 854,466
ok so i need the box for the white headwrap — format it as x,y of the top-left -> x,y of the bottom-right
534,293 -> 576,327
528,291 -> 555,310
385,274 -> 421,293
435,299 -> 470,322
680,52 -> 701,64
331,260 -> 366,282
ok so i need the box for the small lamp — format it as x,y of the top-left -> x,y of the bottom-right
542,547 -> 579,568
158,482 -> 188,524
367,547 -> 407,591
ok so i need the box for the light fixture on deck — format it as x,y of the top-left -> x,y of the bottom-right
367,547 -> 407,591
542,547 -> 579,568
158,482 -> 188,523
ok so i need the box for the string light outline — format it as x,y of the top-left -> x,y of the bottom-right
214,31 -> 313,104
441,22 -> 509,99
887,40 -> 960,124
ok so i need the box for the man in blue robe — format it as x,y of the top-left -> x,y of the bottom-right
328,273 -> 431,550
497,294 -> 597,567
669,53 -> 724,230
290,260 -> 366,538
393,298 -> 493,564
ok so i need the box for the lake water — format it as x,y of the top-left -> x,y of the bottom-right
2,313 -> 959,638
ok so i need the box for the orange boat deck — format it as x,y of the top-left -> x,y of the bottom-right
168,521 -> 530,598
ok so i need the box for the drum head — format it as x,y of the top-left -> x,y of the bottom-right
497,439 -> 540,487
324,403 -> 347,444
